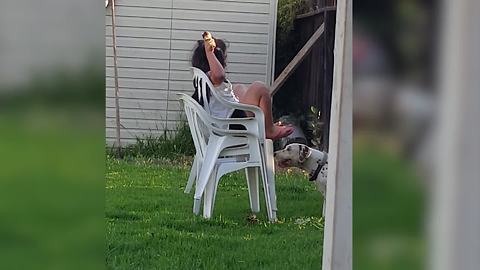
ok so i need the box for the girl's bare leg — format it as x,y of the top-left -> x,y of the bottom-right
233,81 -> 293,139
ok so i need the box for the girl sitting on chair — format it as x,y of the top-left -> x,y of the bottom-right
191,31 -> 294,140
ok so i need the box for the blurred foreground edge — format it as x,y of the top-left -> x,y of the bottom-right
322,0 -> 352,269
430,1 -> 480,270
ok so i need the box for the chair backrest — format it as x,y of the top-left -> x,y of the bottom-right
191,67 -> 235,114
191,67 -> 214,115
190,67 -> 267,140
179,94 -> 213,159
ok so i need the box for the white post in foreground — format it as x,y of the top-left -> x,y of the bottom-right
322,0 -> 352,269
430,0 -> 480,269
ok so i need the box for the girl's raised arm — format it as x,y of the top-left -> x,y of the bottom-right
203,32 -> 225,86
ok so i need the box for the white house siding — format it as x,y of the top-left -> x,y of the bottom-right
106,0 -> 278,145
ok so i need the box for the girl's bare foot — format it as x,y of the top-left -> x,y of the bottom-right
266,125 -> 294,140
274,121 -> 293,127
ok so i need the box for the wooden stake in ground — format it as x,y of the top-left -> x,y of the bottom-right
109,0 -> 121,155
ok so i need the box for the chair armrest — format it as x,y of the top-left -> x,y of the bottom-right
210,124 -> 258,137
211,117 -> 255,123
213,98 -> 266,139
177,92 -> 266,139
219,98 -> 264,117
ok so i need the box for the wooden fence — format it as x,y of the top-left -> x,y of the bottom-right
295,4 -> 336,150
273,0 -> 337,151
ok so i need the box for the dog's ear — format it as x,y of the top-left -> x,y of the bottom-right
299,145 -> 311,163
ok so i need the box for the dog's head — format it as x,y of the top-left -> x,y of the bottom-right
274,143 -> 312,168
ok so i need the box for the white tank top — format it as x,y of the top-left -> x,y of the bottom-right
207,80 -> 239,119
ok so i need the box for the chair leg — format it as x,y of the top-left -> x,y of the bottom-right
266,172 -> 277,220
259,157 -> 274,222
264,140 -> 277,213
246,167 -> 260,213
194,136 -> 224,200
185,155 -> 198,194
259,140 -> 277,222
203,172 -> 216,219
211,172 -> 222,214
193,197 -> 202,215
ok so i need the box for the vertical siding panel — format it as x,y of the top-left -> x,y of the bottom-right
106,0 -> 173,142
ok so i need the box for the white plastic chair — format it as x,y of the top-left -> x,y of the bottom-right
179,67 -> 277,221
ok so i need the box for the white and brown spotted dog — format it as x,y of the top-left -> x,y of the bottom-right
274,143 -> 328,196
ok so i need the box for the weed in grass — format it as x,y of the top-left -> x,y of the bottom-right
246,214 -> 259,225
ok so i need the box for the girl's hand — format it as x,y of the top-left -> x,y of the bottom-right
202,31 -> 216,53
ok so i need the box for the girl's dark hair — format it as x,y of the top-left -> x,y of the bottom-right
191,38 -> 227,105
191,39 -> 227,72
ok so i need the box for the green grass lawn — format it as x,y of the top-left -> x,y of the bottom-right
106,138 -> 426,270
106,157 -> 324,270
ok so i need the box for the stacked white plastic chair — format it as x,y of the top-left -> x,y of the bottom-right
178,67 -> 277,221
